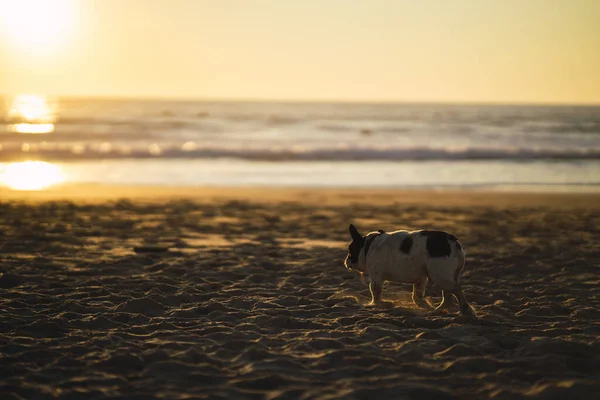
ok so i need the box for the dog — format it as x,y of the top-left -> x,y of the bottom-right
344,224 -> 475,317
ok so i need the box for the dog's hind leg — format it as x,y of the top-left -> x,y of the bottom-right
427,257 -> 475,317
451,285 -> 476,317
412,277 -> 430,309
436,290 -> 455,312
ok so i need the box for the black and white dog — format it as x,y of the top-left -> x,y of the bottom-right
344,224 -> 475,317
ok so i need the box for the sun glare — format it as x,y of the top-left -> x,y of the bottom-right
0,0 -> 73,52
7,94 -> 56,134
0,161 -> 65,191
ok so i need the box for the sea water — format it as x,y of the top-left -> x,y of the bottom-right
1,97 -> 599,191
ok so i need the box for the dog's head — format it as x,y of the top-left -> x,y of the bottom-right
344,224 -> 366,273
345,224 -> 385,276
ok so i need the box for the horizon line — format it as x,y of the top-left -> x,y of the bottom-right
1,93 -> 600,107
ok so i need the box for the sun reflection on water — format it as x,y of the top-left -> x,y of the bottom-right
7,94 -> 57,134
0,161 -> 65,190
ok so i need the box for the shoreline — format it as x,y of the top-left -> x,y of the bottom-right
3,159 -> 598,192
2,183 -> 600,209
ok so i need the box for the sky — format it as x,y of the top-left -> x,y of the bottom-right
1,0 -> 599,104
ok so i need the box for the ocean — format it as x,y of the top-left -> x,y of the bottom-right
1,97 -> 599,191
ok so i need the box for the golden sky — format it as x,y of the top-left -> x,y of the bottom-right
1,0 -> 599,103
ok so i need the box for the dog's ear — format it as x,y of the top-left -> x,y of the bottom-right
378,229 -> 385,234
349,224 -> 362,241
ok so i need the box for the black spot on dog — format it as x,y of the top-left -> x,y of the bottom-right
348,224 -> 365,263
377,229 -> 385,234
399,237 -> 413,254
364,233 -> 381,257
348,237 -> 365,263
420,230 -> 452,257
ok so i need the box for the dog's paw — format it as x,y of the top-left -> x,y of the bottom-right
380,301 -> 395,309
461,305 -> 478,319
415,300 -> 434,310
366,301 -> 394,309
435,304 -> 452,313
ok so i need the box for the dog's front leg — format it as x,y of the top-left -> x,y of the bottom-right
412,277 -> 432,309
368,280 -> 393,309
368,281 -> 382,305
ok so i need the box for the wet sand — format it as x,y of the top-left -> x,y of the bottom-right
1,187 -> 599,399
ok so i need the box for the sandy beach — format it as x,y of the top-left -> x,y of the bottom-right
1,186 -> 599,399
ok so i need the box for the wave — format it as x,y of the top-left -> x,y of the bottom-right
1,144 -> 599,162
8,115 -> 600,132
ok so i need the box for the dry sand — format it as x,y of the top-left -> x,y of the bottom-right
1,186 -> 599,399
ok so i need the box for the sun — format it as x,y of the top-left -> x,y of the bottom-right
0,0 -> 73,52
